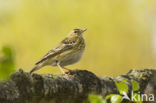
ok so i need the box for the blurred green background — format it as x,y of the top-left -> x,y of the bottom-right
0,0 -> 156,77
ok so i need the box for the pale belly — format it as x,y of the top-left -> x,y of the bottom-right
50,49 -> 84,66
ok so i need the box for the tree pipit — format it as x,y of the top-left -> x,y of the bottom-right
30,28 -> 87,74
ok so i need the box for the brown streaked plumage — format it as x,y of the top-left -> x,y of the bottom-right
30,28 -> 87,74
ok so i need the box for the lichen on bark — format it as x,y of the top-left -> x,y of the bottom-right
0,69 -> 155,103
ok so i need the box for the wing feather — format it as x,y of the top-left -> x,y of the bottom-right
35,37 -> 77,65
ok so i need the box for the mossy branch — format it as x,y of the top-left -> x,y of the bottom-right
0,69 -> 155,103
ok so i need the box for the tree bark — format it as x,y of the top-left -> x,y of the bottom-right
0,69 -> 155,103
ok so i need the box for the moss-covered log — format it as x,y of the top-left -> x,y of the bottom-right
0,69 -> 155,103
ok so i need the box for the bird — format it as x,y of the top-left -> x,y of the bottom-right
30,28 -> 87,74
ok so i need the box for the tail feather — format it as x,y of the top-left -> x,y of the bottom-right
30,65 -> 41,74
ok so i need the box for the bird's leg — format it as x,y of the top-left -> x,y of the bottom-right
62,67 -> 72,71
57,62 -> 65,74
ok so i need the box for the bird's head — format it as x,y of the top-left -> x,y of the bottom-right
69,28 -> 87,37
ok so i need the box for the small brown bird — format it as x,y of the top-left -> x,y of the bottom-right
30,28 -> 87,74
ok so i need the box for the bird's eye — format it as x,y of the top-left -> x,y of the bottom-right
74,30 -> 78,33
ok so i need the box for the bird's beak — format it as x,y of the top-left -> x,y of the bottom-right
81,29 -> 87,33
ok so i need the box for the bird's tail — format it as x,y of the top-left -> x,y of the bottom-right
30,65 -> 41,74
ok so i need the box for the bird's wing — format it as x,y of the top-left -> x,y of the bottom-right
35,37 -> 77,65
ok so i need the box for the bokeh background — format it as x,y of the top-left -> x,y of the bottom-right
0,0 -> 156,78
